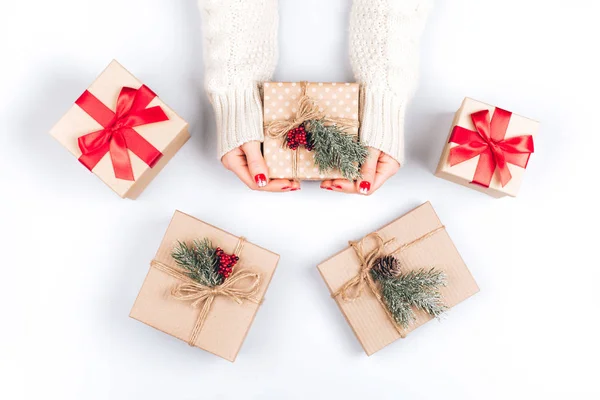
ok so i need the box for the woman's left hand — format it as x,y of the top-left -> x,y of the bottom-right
320,147 -> 400,196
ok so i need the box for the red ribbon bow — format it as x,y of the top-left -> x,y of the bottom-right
75,85 -> 168,181
448,108 -> 534,187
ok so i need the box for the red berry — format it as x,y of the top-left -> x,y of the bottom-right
216,247 -> 240,281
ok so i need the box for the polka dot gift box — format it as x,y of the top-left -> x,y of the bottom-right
262,82 -> 363,181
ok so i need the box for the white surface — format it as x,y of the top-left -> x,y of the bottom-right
1,1 -> 599,399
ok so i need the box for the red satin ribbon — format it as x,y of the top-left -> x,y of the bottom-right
75,85 -> 168,181
448,108 -> 534,188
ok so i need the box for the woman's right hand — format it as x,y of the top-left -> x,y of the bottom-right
221,141 -> 301,192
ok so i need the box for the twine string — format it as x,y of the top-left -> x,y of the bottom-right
150,237 -> 261,346
292,149 -> 298,180
388,226 -> 445,256
331,226 -> 446,337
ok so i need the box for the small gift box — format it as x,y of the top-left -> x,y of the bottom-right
130,211 -> 279,362
50,60 -> 190,199
262,82 -> 367,181
317,202 -> 479,356
435,97 -> 539,198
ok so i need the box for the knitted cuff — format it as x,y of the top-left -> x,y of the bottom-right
208,85 -> 265,159
359,87 -> 407,165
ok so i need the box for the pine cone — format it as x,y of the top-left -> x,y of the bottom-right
372,255 -> 401,278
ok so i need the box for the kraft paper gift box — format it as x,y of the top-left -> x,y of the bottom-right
50,60 -> 190,199
435,97 -> 539,198
317,202 -> 479,356
262,82 -> 360,180
130,211 -> 279,362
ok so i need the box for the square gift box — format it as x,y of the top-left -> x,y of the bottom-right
50,60 -> 190,199
262,82 -> 360,180
317,202 -> 479,356
130,211 -> 279,362
435,97 -> 539,198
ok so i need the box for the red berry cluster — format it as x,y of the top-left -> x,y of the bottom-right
215,247 -> 239,279
286,125 -> 313,151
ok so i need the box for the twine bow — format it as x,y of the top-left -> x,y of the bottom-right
151,237 -> 261,347
265,82 -> 360,140
332,226 -> 446,337
264,82 -> 360,179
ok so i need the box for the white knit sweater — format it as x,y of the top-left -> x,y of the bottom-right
199,0 -> 432,164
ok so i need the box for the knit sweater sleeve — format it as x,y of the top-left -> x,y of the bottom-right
350,0 -> 432,165
199,0 -> 278,159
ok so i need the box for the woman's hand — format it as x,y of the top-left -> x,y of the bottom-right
221,141 -> 301,192
320,147 -> 400,195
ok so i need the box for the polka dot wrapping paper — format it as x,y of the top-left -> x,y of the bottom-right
262,82 -> 360,180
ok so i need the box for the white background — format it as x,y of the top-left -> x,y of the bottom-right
1,0 -> 599,399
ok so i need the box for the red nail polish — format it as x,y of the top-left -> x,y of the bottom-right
281,186 -> 291,190
327,187 -> 333,191
291,188 -> 300,191
359,181 -> 371,194
334,185 -> 343,189
255,174 -> 267,188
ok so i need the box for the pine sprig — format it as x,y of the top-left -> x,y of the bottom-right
372,267 -> 448,329
171,239 -> 223,287
308,119 -> 368,180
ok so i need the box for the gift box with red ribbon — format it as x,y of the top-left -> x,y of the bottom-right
50,60 -> 189,199
435,98 -> 539,198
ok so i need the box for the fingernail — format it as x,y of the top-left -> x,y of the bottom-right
333,185 -> 343,189
359,181 -> 371,195
291,188 -> 301,191
254,174 -> 267,188
281,186 -> 291,190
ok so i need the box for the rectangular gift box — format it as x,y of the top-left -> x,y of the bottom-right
50,60 -> 190,199
130,211 -> 279,362
262,82 -> 360,180
317,202 -> 479,356
435,97 -> 539,198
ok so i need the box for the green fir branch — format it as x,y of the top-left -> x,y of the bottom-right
373,267 -> 448,329
308,119 -> 368,180
171,239 -> 223,287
